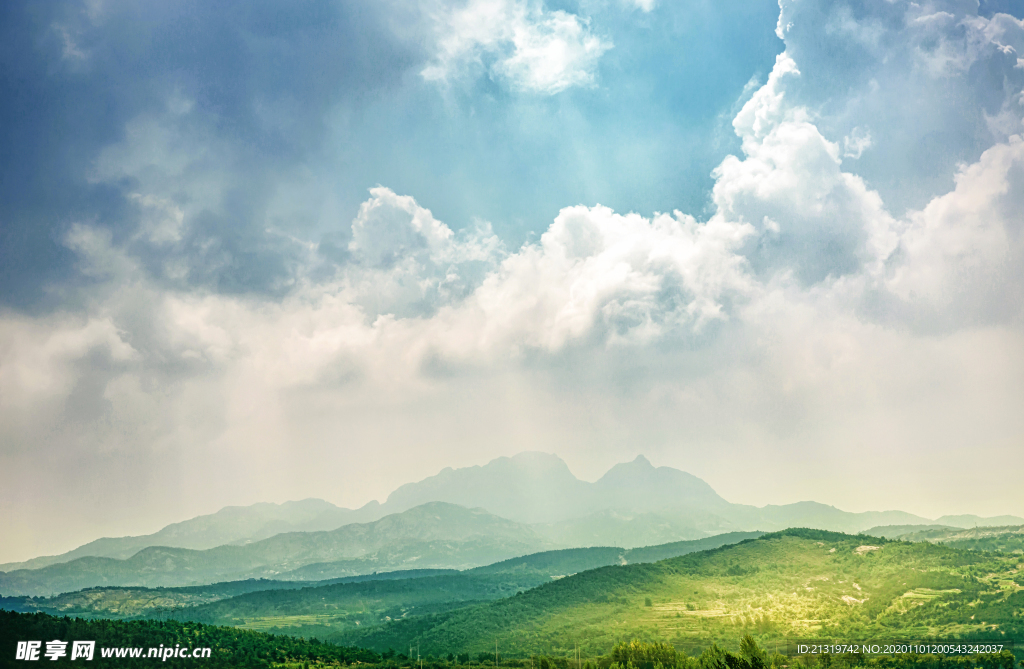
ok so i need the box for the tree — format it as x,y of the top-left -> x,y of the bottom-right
739,635 -> 767,669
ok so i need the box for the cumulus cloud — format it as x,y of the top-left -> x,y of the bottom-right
343,186 -> 505,318
421,0 -> 612,94
459,205 -> 754,350
773,0 -> 1024,213
887,135 -> 1024,325
711,53 -> 899,284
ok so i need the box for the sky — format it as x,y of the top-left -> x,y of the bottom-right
1,0 -> 1023,563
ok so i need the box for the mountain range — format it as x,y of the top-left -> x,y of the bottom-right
0,503 -> 548,596
2,452 -> 1021,597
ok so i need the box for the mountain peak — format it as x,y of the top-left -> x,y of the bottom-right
594,456 -> 728,512
382,452 -> 730,523
381,452 -> 588,524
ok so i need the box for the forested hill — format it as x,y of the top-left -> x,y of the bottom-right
335,529 -> 1024,656
468,532 -> 763,575
140,533 -> 764,637
0,570 -> 460,619
0,610 -> 379,667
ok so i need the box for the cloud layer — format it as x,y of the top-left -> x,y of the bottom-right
1,0 -> 1023,561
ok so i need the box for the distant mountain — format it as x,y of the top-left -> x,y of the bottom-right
381,452 -> 595,523
0,498 -> 383,573
722,501 -> 933,535
0,503 -> 548,596
934,514 -> 1024,528
594,456 -> 731,512
382,454 -> 732,524
7,452 -> 1021,589
533,502 -> 936,549
532,509 -> 713,548
863,520 -> 1024,541
862,524 -> 959,538
887,524 -> 1024,554
379,454 -> 956,541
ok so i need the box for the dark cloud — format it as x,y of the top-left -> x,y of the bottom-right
0,0 -> 422,307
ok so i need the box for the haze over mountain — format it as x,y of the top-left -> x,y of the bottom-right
382,453 -> 731,524
0,499 -> 384,573
933,515 -> 1024,528
0,503 -> 549,596
4,450 -> 1019,594
868,524 -> 1024,555
379,453 -> 997,541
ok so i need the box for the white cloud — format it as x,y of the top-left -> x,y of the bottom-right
714,53 -> 899,283
342,186 -> 505,319
887,134 -> 1024,322
842,126 -> 872,159
0,315 -> 136,421
4,0 -> 1024,561
421,0 -> 611,94
624,0 -> 656,13
458,204 -> 755,350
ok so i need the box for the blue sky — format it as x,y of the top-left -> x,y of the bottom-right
0,0 -> 782,306
1,0 -> 1023,562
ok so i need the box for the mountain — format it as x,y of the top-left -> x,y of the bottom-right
380,454 -> 739,546
381,452 -> 595,523
7,452 -> 1020,591
146,533 -> 764,637
470,532 -> 763,576
891,524 -> 1024,554
722,501 -> 933,535
1,533 -> 762,626
532,510 -> 711,550
338,528 -> 1024,656
379,454 -> 964,541
0,498 -> 383,572
592,456 -> 731,513
0,503 -> 548,596
861,524 -> 959,538
934,514 -> 1024,528
381,454 -> 732,525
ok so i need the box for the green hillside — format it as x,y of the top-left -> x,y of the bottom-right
158,572 -> 550,635
469,533 -> 762,576
143,534 -> 762,638
334,529 -> 1024,657
0,570 -> 458,619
